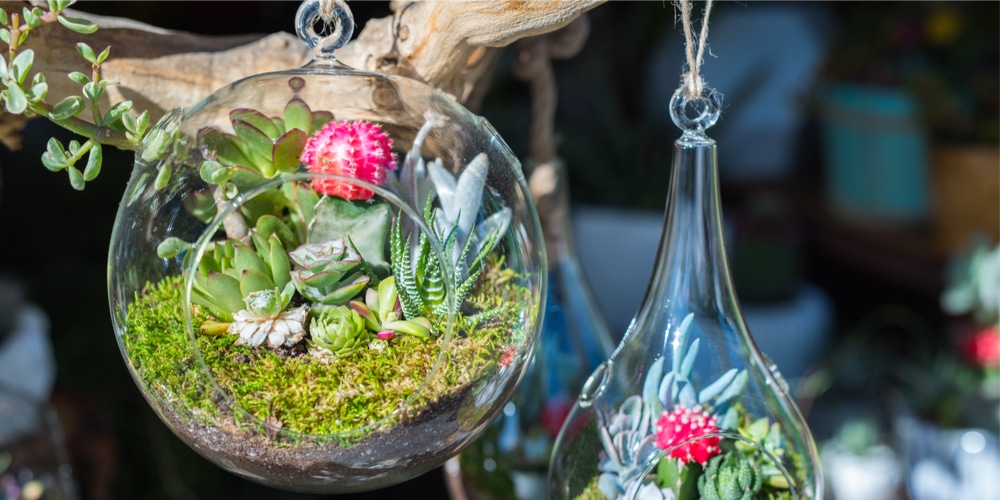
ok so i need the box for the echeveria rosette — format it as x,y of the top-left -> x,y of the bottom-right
288,238 -> 370,305
228,284 -> 308,348
301,119 -> 396,201
309,305 -> 371,358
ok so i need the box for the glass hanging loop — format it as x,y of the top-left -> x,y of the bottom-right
669,85 -> 722,139
296,0 -> 355,59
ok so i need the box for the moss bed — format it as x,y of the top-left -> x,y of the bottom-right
123,269 -> 532,438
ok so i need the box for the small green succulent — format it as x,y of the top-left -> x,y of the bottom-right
698,453 -> 762,500
288,238 -> 370,305
309,305 -> 371,357
191,232 -> 292,323
350,276 -> 432,340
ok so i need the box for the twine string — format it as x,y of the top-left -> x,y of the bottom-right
678,0 -> 714,99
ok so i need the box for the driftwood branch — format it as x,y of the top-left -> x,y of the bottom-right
0,0 -> 603,150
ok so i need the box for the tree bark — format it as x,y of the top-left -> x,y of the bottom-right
0,0 -> 604,150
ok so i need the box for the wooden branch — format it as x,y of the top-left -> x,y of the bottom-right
0,0 -> 604,150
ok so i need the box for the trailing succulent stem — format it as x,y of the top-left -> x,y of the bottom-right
1,1 -> 152,190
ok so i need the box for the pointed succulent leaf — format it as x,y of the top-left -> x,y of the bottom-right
225,164 -> 268,191
308,197 -> 391,267
231,108 -> 281,140
196,271 -> 243,320
713,369 -> 748,407
698,367 -> 738,405
680,338 -> 700,380
450,153 -> 489,236
350,300 -> 381,332
256,215 -> 298,251
232,119 -> 275,174
240,269 -> 275,297
272,128 -> 307,173
234,242 -> 267,276
283,97 -> 312,133
644,356 -> 665,417
671,313 -> 696,375
267,233 -> 291,289
310,305 -> 368,357
678,382 -> 696,408
281,182 -> 319,242
26,81 -> 47,102
301,272 -> 369,305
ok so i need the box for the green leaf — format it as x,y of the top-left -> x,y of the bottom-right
267,234 -> 291,289
103,100 -> 132,126
309,197 -> 392,267
256,215 -> 297,251
22,7 -> 40,27
46,1 -> 58,14
154,164 -> 171,189
0,54 -> 7,80
58,15 -> 98,34
67,166 -> 84,190
230,108 -> 281,140
5,84 -> 27,114
121,109 -> 139,134
49,95 -> 83,120
26,81 -> 47,102
234,243 -> 267,276
67,71 -> 89,85
40,152 -> 65,171
46,137 -> 66,161
75,42 -> 96,63
240,269 -> 274,296
182,187 -> 218,223
83,143 -> 101,181
197,128 -> 251,167
11,49 -> 34,85
272,128 -> 307,173
53,0 -> 73,13
31,72 -> 44,86
96,46 -> 110,64
194,271 -> 242,321
156,237 -> 191,259
283,97 -> 312,133
137,110 -> 149,134
311,110 -> 335,131
0,30 -> 8,45
232,119 -> 275,174
140,129 -> 168,162
82,81 -> 103,102
67,140 -> 80,155
0,9 -> 8,26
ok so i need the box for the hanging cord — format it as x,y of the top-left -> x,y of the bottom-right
318,0 -> 337,23
677,0 -> 714,99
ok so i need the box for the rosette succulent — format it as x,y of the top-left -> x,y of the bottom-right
698,453 -> 762,500
309,305 -> 371,357
288,238 -> 370,305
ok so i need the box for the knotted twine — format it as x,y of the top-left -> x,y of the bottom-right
678,0 -> 714,99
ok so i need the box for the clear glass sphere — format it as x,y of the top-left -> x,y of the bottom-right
108,63 -> 544,493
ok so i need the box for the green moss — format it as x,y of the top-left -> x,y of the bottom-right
123,270 -> 531,439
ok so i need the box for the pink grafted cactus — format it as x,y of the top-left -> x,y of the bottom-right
655,405 -> 722,465
301,120 -> 396,201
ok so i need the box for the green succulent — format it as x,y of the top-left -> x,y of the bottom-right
350,276 -> 432,340
191,231 -> 292,323
309,305 -> 371,357
197,100 -> 333,190
288,238 -> 370,305
698,453 -> 762,500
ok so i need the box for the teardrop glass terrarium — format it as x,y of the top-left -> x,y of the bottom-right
548,88 -> 821,499
107,0 -> 545,493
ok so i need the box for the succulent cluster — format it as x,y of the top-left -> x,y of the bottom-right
591,314 -> 797,500
154,103 -> 510,361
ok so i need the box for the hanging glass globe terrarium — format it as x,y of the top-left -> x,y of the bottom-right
548,86 -> 822,499
107,0 -> 545,493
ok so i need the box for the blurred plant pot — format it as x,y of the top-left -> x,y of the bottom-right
930,145 -> 1000,254
820,85 -> 929,225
